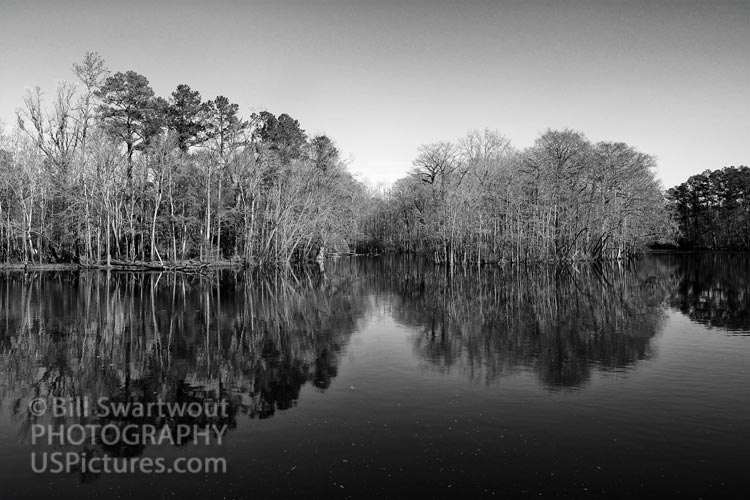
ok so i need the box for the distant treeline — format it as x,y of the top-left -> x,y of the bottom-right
667,166 -> 750,249
0,52 -> 708,268
361,129 -> 674,263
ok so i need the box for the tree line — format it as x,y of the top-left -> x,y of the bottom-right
0,52 -> 366,268
666,166 -> 750,249
0,52 -> 706,268
359,129 -> 674,264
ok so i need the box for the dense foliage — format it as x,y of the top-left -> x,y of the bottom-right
666,166 -> 750,249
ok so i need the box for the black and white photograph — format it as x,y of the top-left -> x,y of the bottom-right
0,0 -> 749,498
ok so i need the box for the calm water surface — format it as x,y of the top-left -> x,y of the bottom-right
1,254 -> 749,499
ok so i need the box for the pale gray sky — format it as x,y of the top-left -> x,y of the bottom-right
0,0 -> 748,188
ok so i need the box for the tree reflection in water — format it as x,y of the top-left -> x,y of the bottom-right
0,266 -> 367,481
664,252 -> 750,334
1,253 -> 738,480
359,256 -> 674,389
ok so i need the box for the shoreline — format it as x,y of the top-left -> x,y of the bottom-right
0,260 -> 245,273
0,249 -> 721,273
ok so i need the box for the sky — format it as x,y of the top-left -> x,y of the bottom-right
0,0 -> 748,188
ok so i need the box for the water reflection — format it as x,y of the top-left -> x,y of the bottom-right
0,258 -> 690,420
361,256 -> 672,389
2,253 -> 748,479
0,268 -> 367,482
664,252 -> 750,334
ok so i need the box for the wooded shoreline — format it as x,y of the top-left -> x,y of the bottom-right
1,53 -> 742,269
0,249 -> 685,273
1,258 -> 258,272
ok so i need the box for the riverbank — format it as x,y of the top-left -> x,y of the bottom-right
0,250 -> 697,272
0,259 -> 245,273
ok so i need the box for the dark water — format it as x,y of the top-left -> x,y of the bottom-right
1,254 -> 749,499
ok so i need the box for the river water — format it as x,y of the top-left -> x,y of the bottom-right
1,254 -> 749,499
